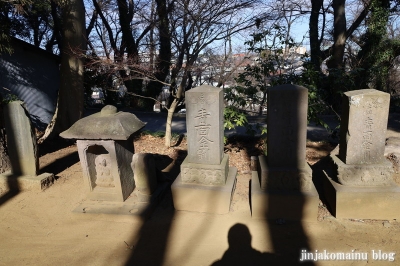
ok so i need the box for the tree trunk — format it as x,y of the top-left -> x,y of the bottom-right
164,76 -> 187,147
0,133 -> 11,174
117,0 -> 143,94
164,100 -> 178,147
327,0 -> 346,69
0,101 -> 10,173
146,0 -> 172,102
52,0 -> 86,136
309,0 -> 323,71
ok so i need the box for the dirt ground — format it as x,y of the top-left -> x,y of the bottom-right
1,131 -> 400,265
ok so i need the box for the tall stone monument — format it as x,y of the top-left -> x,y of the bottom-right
171,85 -> 237,214
323,89 -> 400,219
0,101 -> 54,190
251,84 -> 319,220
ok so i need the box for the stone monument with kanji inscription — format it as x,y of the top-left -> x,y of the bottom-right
323,89 -> 400,219
171,85 -> 237,214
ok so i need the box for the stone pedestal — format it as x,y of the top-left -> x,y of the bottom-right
331,154 -> 393,186
322,89 -> 400,219
0,101 -> 53,191
72,180 -> 169,221
250,85 -> 319,220
251,156 -> 319,221
323,172 -> 400,219
323,154 -> 400,219
180,155 -> 229,185
172,167 -> 237,214
0,171 -> 54,191
171,85 -> 237,214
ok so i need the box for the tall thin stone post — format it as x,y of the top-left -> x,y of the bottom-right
251,84 -> 319,220
323,89 -> 400,219
171,85 -> 237,214
0,101 -> 54,190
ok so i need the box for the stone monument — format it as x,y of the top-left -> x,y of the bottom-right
0,101 -> 54,190
171,85 -> 237,214
251,84 -> 319,220
131,153 -> 158,202
323,89 -> 400,219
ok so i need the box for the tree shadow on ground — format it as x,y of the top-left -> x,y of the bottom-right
124,189 -> 176,266
123,148 -> 187,265
38,137 -> 76,157
39,152 -> 79,178
38,138 -> 79,178
0,176 -> 20,207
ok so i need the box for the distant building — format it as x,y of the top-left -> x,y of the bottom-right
288,46 -> 307,55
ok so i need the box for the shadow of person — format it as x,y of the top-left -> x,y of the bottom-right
211,223 -> 282,266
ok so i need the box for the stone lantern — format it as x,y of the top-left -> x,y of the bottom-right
60,105 -> 146,202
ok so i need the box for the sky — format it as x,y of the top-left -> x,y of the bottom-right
292,20 -> 310,45
225,19 -> 310,55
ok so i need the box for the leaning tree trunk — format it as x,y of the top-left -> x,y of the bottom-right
164,100 -> 178,147
52,0 -> 86,136
0,96 -> 11,173
0,134 -> 11,174
164,75 -> 187,147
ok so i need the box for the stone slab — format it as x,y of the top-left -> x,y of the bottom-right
171,167 -> 237,214
323,171 -> 400,219
0,171 -> 54,191
131,153 -> 157,196
330,154 -> 393,186
339,89 -> 389,165
267,85 -> 308,169
251,171 -> 319,221
180,154 -> 229,185
73,181 -> 169,221
4,101 -> 38,176
185,85 -> 224,165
